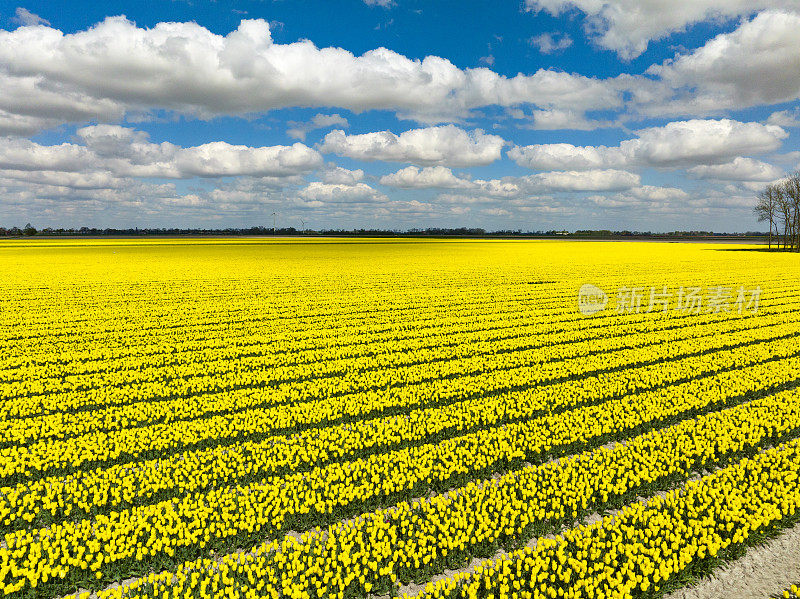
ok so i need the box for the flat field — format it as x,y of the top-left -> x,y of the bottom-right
1,238 -> 799,599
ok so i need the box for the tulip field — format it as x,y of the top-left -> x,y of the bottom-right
1,237 -> 800,599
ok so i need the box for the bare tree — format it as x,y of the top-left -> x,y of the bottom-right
776,182 -> 793,250
755,184 -> 779,249
784,172 -> 800,252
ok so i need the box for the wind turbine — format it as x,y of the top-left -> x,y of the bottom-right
271,212 -> 276,234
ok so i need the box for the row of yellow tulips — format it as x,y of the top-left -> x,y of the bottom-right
48,386 -> 800,599
3,329 -> 798,490
3,357 -> 800,596
5,309 -> 794,447
6,280 -> 782,419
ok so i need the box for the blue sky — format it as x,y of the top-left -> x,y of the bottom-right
1,1 -> 799,231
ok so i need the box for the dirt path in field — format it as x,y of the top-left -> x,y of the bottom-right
664,520 -> 800,599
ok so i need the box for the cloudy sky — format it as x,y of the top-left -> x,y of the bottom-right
1,1 -> 799,231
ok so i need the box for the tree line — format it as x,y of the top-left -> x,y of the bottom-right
0,226 -> 769,239
755,171 -> 800,251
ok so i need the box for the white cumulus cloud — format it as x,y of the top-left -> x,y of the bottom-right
525,169 -> 640,191
287,113 -> 349,141
0,16 -> 623,129
508,143 -> 624,171
11,7 -> 50,27
687,157 -> 784,181
525,0 -> 797,59
530,33 -> 573,54
509,119 -> 788,170
625,119 -> 787,167
299,181 -> 388,203
767,108 -> 800,128
0,126 -> 322,183
321,166 -> 364,185
379,166 -> 474,189
319,125 -> 506,167
627,186 -> 689,201
173,142 -> 323,178
0,138 -> 95,172
647,10 -> 800,113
